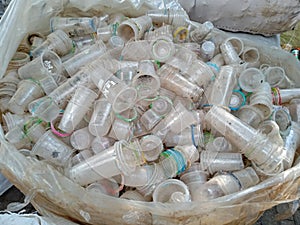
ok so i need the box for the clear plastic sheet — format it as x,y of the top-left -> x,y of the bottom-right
1,1 -> 300,225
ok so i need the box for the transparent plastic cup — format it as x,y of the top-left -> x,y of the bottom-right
265,66 -> 293,89
229,90 -> 246,111
200,41 -> 215,62
67,140 -> 143,186
220,39 -> 243,65
86,178 -> 120,197
108,35 -> 125,50
120,190 -> 149,201
159,88 -> 176,102
200,151 -> 244,175
121,40 -> 151,61
38,75 -> 58,95
147,9 -> 189,27
152,179 -> 190,203
97,25 -> 113,42
32,130 -> 74,166
140,108 -> 162,131
205,136 -> 233,152
174,145 -> 200,164
2,112 -> 31,132
123,164 -> 155,187
8,79 -> 44,115
118,15 -> 152,41
109,118 -> 132,141
71,149 -> 94,166
4,125 -> 29,149
238,68 -> 265,93
132,60 -> 160,99
225,37 -> 244,56
150,35 -> 175,63
208,65 -> 237,107
157,64 -> 204,103
180,166 -> 208,185
230,167 -> 260,190
190,21 -> 214,43
140,135 -> 163,161
88,99 -> 113,137
288,99 -> 300,123
236,105 -> 264,129
18,50 -> 62,80
242,47 -> 260,68
283,122 -> 300,169
63,40 -> 107,76
58,86 -> 98,133
144,25 -> 173,41
205,105 -> 284,175
272,108 -> 292,133
24,120 -> 46,143
183,59 -> 215,89
31,30 -> 73,58
257,120 -> 283,146
91,136 -> 115,155
70,127 -> 94,150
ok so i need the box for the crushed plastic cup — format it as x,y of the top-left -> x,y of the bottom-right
200,151 -> 244,175
117,15 -> 152,41
264,66 -> 293,89
8,79 -> 44,115
18,50 -> 62,80
140,135 -> 163,161
71,149 -> 94,166
208,65 -> 237,107
157,64 -> 204,103
91,136 -> 115,155
67,140 -> 143,186
152,179 -> 190,203
236,105 -> 264,129
32,130 -> 74,166
205,105 -> 284,175
58,85 -> 98,133
70,127 -> 94,150
88,99 -> 113,137
200,41 -> 215,62
147,9 -> 189,27
31,30 -> 73,58
238,68 -> 265,93
190,21 -> 214,43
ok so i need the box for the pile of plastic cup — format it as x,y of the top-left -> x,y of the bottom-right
3,11 -> 300,204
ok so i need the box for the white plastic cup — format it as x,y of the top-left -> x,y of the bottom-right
140,135 -> 164,161
88,99 -> 113,137
8,79 -> 44,115
71,149 -> 94,166
236,105 -> 264,129
118,15 -> 152,41
67,140 -> 143,186
58,86 -> 98,133
32,130 -> 74,166
18,50 -> 62,80
238,68 -> 265,93
147,9 -> 189,27
70,127 -> 94,150
200,41 -> 215,62
200,151 -> 244,175
208,65 -> 237,107
190,21 -> 214,43
91,136 -> 115,155
157,64 -> 204,103
205,137 -> 233,152
152,179 -> 190,203
132,60 -> 160,99
220,38 -> 243,65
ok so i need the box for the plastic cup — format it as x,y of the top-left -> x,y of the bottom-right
67,140 -> 143,186
24,119 -> 46,143
150,35 -> 175,63
38,75 -> 58,95
264,66 -> 293,89
229,90 -> 246,111
276,89 -> 300,105
208,65 -> 237,107
18,50 -> 62,80
231,167 -> 260,190
236,105 -> 264,129
70,127 -> 94,150
140,108 -> 162,131
174,145 -> 200,164
7,52 -> 30,72
120,190 -> 149,201
180,167 -> 208,185
200,151 -> 244,175
140,135 -> 163,161
190,21 -> 214,43
257,120 -> 283,146
4,125 -> 29,149
225,37 -> 244,56
272,108 -> 292,133
108,35 -> 125,50
86,178 -> 120,197
121,40 -> 151,61
32,130 -> 74,166
210,53 -> 225,68
63,41 -> 107,76
200,41 -> 215,62
91,136 -> 115,155
118,15 -> 152,41
71,149 -> 94,166
205,136 -> 233,152
2,112 -> 31,132
238,68 -> 265,93
183,59 -> 215,89
152,179 -> 190,203
157,64 -> 204,103
220,39 -> 243,65
147,9 -> 189,27
242,47 -> 260,68
144,25 -> 173,41
159,88 -> 176,102
109,118 -> 132,141
123,164 -> 155,187
132,60 -> 160,99
88,99 -> 113,137
283,122 -> 300,169
288,99 -> 300,123
205,105 -> 284,175
58,85 -> 98,133
8,79 -> 44,115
